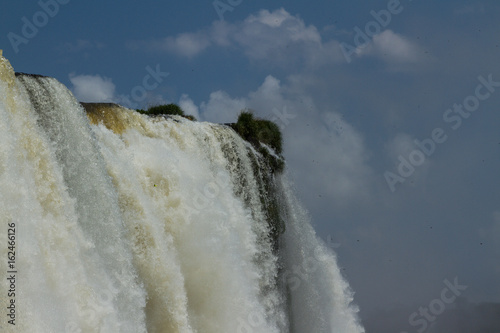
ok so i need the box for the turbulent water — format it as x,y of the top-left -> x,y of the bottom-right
0,53 -> 364,333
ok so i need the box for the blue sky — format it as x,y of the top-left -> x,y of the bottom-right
2,0 -> 500,331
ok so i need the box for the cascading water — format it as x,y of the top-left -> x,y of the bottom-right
0,52 -> 364,332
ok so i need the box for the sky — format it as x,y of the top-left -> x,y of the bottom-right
2,0 -> 500,331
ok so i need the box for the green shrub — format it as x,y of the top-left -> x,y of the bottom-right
255,119 -> 282,155
136,103 -> 196,121
233,110 -> 283,154
232,110 -> 284,173
139,103 -> 184,116
233,111 -> 259,145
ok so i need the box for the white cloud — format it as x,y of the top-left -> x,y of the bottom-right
128,9 -> 431,71
231,8 -> 332,65
69,73 -> 172,109
210,20 -> 233,47
69,74 -> 116,102
178,94 -> 200,120
130,8 -> 345,68
357,30 -> 423,64
161,32 -> 211,58
128,8 -> 434,72
293,110 -> 372,202
234,8 -> 345,67
194,74 -> 373,204
247,8 -> 289,28
200,90 -> 247,123
126,31 -> 211,58
384,132 -> 432,188
249,75 -> 282,101
385,133 -> 416,160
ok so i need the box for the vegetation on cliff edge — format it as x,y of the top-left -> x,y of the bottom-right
231,110 -> 284,173
137,103 -> 196,121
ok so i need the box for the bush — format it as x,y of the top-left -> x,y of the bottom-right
255,119 -> 282,155
138,103 -> 184,116
232,110 -> 284,173
233,111 -> 258,144
233,110 -> 283,154
136,103 -> 196,121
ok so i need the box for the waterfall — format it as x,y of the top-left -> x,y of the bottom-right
0,53 -> 364,332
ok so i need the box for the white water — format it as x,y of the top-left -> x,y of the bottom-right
0,53 -> 364,332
